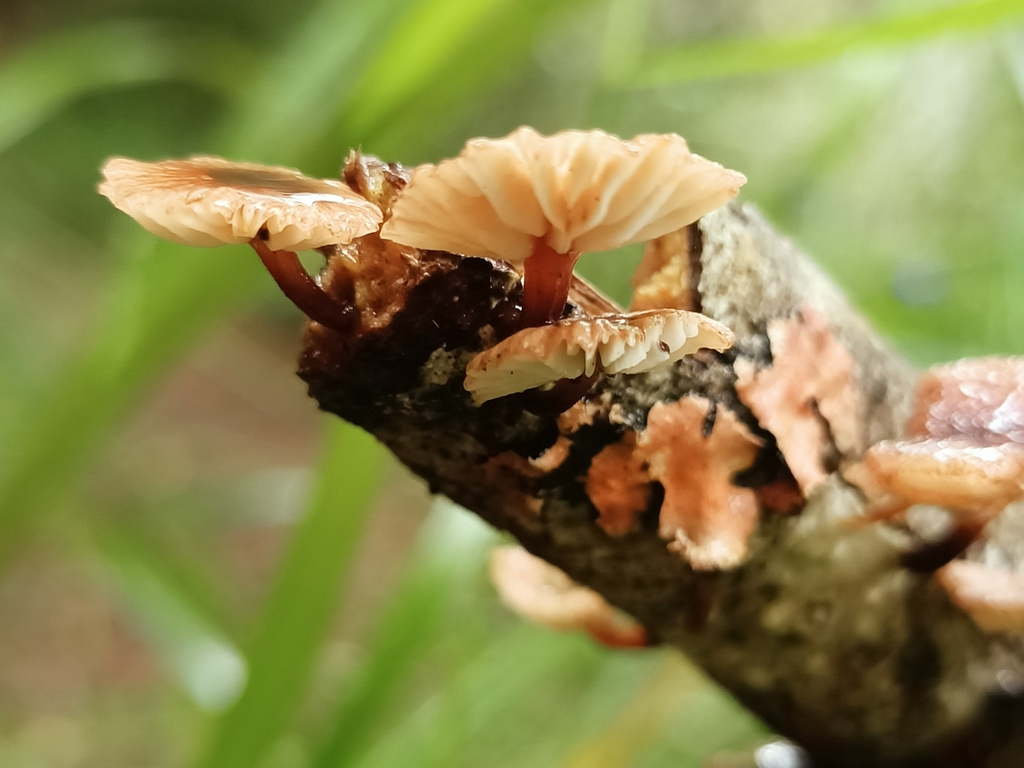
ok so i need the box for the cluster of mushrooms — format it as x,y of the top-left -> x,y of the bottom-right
100,128 -> 1024,646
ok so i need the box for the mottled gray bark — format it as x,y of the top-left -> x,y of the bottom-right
299,155 -> 1024,766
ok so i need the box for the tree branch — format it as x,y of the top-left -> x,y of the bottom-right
299,154 -> 1024,767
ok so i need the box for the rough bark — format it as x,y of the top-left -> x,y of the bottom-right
299,156 -> 1024,766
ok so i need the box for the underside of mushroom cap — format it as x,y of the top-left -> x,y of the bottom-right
379,127 -> 746,263
464,309 -> 733,404
99,156 -> 383,252
863,437 -> 1024,515
489,546 -> 646,647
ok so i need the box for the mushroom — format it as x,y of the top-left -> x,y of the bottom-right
379,127 -> 745,328
861,438 -> 1024,520
937,560 -> 1024,634
489,546 -> 647,648
849,358 -> 1024,519
463,309 -> 733,404
846,357 -> 1024,568
99,156 -> 383,332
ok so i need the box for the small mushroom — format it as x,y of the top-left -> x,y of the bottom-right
463,309 -> 733,404
379,127 -> 745,328
99,156 -> 383,332
489,546 -> 647,648
861,437 -> 1024,522
908,357 -> 1024,445
937,560 -> 1024,633
847,357 -> 1024,564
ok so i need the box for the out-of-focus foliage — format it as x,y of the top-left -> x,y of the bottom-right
0,0 -> 1020,765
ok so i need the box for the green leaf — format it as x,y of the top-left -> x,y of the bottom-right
196,421 -> 382,768
313,501 -> 496,768
353,626 -> 601,768
337,0 -> 511,143
339,0 -> 589,161
220,0 -> 408,162
631,0 -> 1024,86
91,521 -> 247,712
0,20 -> 255,154
0,0 -> 393,540
0,242 -> 267,541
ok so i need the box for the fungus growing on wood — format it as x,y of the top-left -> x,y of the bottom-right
586,434 -> 651,536
908,357 -> 1024,445
489,546 -> 647,648
848,357 -> 1024,544
99,156 -> 383,332
735,307 -> 860,494
379,127 -> 745,328
464,309 -> 733,404
630,226 -> 699,312
637,397 -> 763,570
937,560 -> 1024,634
861,438 -> 1024,523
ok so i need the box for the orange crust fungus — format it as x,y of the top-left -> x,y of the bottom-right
586,433 -> 652,536
735,307 -> 859,494
637,397 -> 763,570
937,561 -> 1024,634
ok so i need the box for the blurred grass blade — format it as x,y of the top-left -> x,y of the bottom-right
340,0 -> 588,159
0,243 -> 267,537
197,421 -> 381,768
558,659 -> 701,768
337,0 -> 509,142
221,0 -> 409,162
0,0 -> 394,537
599,0 -> 655,86
313,501 -> 496,768
353,626 -> 597,768
0,20 -> 255,153
93,522 -> 247,712
631,0 -> 1024,86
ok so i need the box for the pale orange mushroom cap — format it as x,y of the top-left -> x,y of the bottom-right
862,437 -> 1024,518
489,546 -> 646,648
380,127 -> 746,263
938,560 -> 1024,633
99,156 -> 383,252
849,357 -> 1024,527
464,309 -> 734,404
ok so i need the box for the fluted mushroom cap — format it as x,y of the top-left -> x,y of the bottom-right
464,309 -> 733,404
99,156 -> 383,252
380,127 -> 745,263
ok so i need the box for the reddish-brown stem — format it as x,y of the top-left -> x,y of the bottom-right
582,618 -> 648,649
250,237 -> 357,334
518,372 -> 599,416
901,518 -> 988,572
520,240 -> 579,328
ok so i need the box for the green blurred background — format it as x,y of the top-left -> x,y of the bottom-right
0,0 -> 1022,765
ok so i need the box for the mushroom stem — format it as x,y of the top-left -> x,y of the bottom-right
901,518 -> 988,572
249,236 -> 357,333
519,372 -> 599,416
520,241 -> 579,327
582,618 -> 648,649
